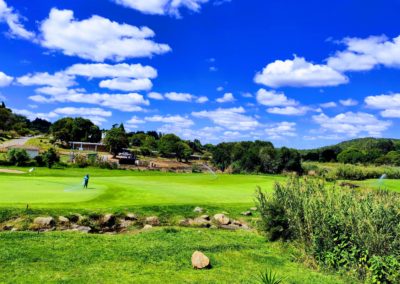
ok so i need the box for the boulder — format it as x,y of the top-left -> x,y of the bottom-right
191,251 -> 210,269
125,213 -> 138,221
189,218 -> 211,228
119,219 -> 134,229
58,216 -> 70,225
71,225 -> 91,233
145,216 -> 160,226
100,214 -> 116,227
33,217 -> 55,229
250,207 -> 258,211
241,211 -> 252,216
213,214 -> 230,225
200,215 -> 210,220
193,207 -> 204,213
143,224 -> 153,230
68,214 -> 84,223
220,224 -> 240,230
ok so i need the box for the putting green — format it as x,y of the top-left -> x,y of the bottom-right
0,170 -> 284,208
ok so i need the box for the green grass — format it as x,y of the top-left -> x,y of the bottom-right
0,167 -> 283,209
355,178 -> 400,193
0,229 -> 354,283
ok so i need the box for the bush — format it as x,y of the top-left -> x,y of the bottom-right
73,154 -> 89,168
7,148 -> 30,166
257,178 -> 400,283
42,148 -> 60,168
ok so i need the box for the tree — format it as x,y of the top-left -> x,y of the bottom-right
176,141 -> 192,162
211,142 -> 234,171
259,145 -> 276,173
104,126 -> 128,157
42,148 -> 60,168
51,117 -> 101,144
158,134 -> 181,157
337,148 -> 366,164
275,147 -> 302,173
31,118 -> 52,133
7,148 -> 30,166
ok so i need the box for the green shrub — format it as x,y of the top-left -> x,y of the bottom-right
257,177 -> 400,283
7,148 -> 30,166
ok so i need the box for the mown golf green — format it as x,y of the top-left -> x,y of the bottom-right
0,168 -> 284,208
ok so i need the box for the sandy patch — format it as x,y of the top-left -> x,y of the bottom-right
0,169 -> 25,174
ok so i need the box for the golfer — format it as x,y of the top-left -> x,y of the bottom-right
83,174 -> 90,189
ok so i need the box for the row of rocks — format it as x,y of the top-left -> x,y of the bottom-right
180,213 -> 249,230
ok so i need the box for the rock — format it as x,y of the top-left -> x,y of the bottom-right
143,224 -> 153,230
220,224 -> 240,230
3,225 -> 13,231
232,220 -> 243,226
250,207 -> 258,211
71,225 -> 91,233
125,213 -> 138,221
213,214 -> 230,225
68,214 -> 83,223
193,207 -> 204,213
179,219 -> 190,226
145,216 -> 160,226
200,215 -> 210,220
119,219 -> 134,229
100,214 -> 116,227
241,211 -> 252,216
33,217 -> 55,229
191,251 -> 210,269
58,216 -> 70,225
189,218 -> 211,228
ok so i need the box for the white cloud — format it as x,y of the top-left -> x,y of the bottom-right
196,96 -> 209,103
165,92 -> 196,102
339,98 -> 358,106
0,0 -> 35,40
209,66 -> 218,72
39,8 -> 171,62
148,92 -> 164,100
99,77 -> 153,91
256,88 -> 297,107
53,107 -> 112,117
17,72 -> 76,88
126,115 -> 145,129
29,90 -> 149,112
192,107 -> 260,130
66,63 -> 157,79
312,112 -> 392,137
145,115 -> 194,128
327,35 -> 400,72
216,92 -> 235,103
0,71 -> 13,87
216,86 -> 224,92
267,106 -> 314,116
12,108 -> 58,121
265,122 -> 296,139
365,93 -> 400,118
241,92 -> 253,98
255,56 -> 348,88
320,102 -> 337,108
113,0 -> 208,17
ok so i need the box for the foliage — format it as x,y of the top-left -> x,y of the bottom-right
104,125 -> 128,157
7,148 -> 30,166
257,177 -> 400,283
41,148 -> 60,168
256,269 -> 284,284
51,117 -> 101,144
30,118 -> 52,133
0,103 -> 32,135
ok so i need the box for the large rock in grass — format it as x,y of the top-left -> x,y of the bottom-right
33,217 -> 55,229
193,207 -> 204,213
191,251 -> 210,269
125,213 -> 138,221
58,216 -> 70,225
100,214 -> 116,227
145,216 -> 160,226
213,214 -> 230,225
189,218 -> 211,228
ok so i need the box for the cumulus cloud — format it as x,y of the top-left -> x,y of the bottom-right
53,107 -> 112,117
148,92 -> 164,100
17,72 -> 76,88
145,114 -> 194,128
192,107 -> 260,131
255,56 -> 348,88
39,8 -> 171,62
267,106 -> 314,116
165,92 -> 196,102
196,96 -> 209,103
99,77 -> 153,91
365,93 -> 400,118
216,92 -> 235,103
265,122 -> 297,139
327,35 -> 400,72
66,63 -> 157,79
320,102 -> 337,108
126,115 -> 145,129
0,71 -> 13,87
112,0 -> 208,17
0,0 -> 35,40
256,88 -> 297,107
339,98 -> 358,106
312,112 -> 392,137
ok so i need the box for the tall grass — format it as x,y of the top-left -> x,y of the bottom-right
257,178 -> 400,283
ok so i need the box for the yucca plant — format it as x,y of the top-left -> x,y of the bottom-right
256,269 -> 283,284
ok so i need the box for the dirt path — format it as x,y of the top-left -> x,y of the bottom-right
0,169 -> 25,174
0,136 -> 39,149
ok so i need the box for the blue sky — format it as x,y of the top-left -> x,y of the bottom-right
0,0 -> 400,148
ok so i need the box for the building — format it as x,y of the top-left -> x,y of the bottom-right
8,146 -> 40,158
